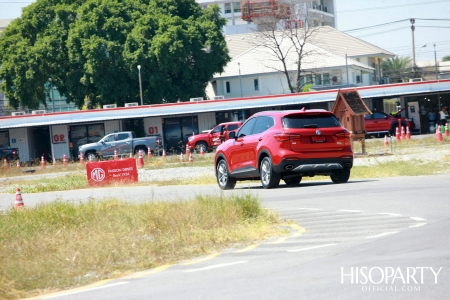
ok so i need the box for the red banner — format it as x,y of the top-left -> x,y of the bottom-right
86,158 -> 138,186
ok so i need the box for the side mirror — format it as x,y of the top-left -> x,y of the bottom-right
228,131 -> 236,139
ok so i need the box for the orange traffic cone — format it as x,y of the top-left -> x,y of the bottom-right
114,150 -> 118,161
63,154 -> 68,167
445,123 -> 449,137
16,160 -> 20,169
395,127 -> 400,141
186,144 -> 190,156
80,152 -> 85,165
14,188 -> 24,209
400,126 -> 405,140
41,156 -> 46,169
138,150 -> 144,168
406,126 -> 411,140
162,149 -> 166,158
189,153 -> 193,163
200,145 -> 205,156
384,135 -> 389,147
148,147 -> 152,159
180,153 -> 184,163
53,158 -> 56,167
3,158 -> 8,171
436,125 -> 443,142
129,151 -> 133,158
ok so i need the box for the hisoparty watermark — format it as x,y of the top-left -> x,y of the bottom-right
341,267 -> 443,292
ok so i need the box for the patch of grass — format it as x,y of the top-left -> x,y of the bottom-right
1,173 -> 89,194
351,159 -> 448,178
0,193 -> 283,300
140,153 -> 214,170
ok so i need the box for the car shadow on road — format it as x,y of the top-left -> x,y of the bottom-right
235,179 -> 378,190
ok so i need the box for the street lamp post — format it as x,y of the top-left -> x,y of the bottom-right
345,48 -> 349,87
49,78 -> 55,113
238,62 -> 243,97
434,44 -> 438,80
411,18 -> 416,67
137,65 -> 143,106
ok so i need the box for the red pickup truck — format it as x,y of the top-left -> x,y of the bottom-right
187,121 -> 242,153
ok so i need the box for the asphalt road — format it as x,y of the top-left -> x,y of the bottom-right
11,175 -> 450,300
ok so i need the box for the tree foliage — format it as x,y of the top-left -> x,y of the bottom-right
442,55 -> 450,62
382,56 -> 414,83
0,0 -> 229,109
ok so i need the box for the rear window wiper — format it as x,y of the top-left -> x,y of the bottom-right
303,124 -> 318,128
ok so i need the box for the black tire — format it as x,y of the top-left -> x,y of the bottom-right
134,146 -> 147,155
284,176 -> 302,186
260,157 -> 280,189
216,159 -> 236,190
195,142 -> 208,154
85,151 -> 97,161
330,168 -> 351,184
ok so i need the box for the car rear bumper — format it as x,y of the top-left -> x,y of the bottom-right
273,157 -> 353,174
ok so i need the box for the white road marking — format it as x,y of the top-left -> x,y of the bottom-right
42,282 -> 129,299
337,210 -> 361,213
287,243 -> 337,253
184,261 -> 248,273
410,217 -> 426,221
409,223 -> 427,228
378,213 -> 402,216
365,232 -> 398,239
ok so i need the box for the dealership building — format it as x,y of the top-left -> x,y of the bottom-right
0,80 -> 449,162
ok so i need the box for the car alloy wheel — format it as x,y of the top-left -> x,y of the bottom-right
260,157 -> 280,189
216,159 -> 236,190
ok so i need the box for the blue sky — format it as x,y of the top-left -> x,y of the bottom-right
1,0 -> 450,61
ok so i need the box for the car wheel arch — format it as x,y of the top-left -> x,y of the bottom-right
257,149 -> 272,173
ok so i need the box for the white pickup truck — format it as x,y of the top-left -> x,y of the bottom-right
78,131 -> 161,159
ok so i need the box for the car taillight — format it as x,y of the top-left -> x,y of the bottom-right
274,133 -> 301,142
335,131 -> 351,138
12,149 -> 16,155
156,137 -> 160,144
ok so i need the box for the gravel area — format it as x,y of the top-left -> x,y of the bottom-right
138,166 -> 215,182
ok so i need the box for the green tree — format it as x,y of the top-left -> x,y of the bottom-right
0,0 -> 229,109
382,55 -> 414,83
442,55 -> 450,62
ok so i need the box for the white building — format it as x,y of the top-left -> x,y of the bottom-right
197,0 -> 336,35
206,26 -> 395,99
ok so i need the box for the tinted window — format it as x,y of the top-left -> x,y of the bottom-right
101,135 -> 115,142
116,133 -> 129,141
211,125 -> 223,134
283,114 -> 341,128
373,112 -> 387,119
252,116 -> 274,134
237,118 -> 257,137
227,124 -> 240,131
364,114 -> 372,120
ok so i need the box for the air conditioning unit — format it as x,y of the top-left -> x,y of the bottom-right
124,102 -> 138,107
190,97 -> 204,102
212,95 -> 225,100
103,104 -> 117,109
32,110 -> 46,114
12,111 -> 26,116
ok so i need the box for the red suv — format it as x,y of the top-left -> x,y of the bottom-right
364,109 -> 415,135
187,121 -> 242,153
214,109 -> 353,189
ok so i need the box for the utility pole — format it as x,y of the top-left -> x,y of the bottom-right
411,18 -> 416,67
434,44 -> 439,80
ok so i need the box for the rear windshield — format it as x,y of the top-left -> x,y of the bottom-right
283,114 -> 341,128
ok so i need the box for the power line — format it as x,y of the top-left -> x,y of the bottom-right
336,0 -> 450,13
343,20 -> 409,33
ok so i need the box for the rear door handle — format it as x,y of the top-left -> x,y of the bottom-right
258,137 -> 263,141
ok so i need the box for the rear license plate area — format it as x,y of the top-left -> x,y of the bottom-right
311,135 -> 326,143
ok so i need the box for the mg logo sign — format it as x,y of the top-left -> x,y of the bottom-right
91,168 -> 106,182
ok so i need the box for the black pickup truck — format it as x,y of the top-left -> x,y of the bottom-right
0,148 -> 19,161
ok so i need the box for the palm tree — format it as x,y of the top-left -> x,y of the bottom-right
382,56 -> 413,83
